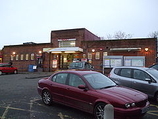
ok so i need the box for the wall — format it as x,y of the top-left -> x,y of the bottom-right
2,43 -> 52,72
51,28 -> 100,47
81,38 -> 157,73
0,50 -> 2,63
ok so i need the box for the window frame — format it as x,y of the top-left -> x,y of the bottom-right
59,41 -> 76,47
133,69 -> 152,81
95,52 -> 100,59
26,54 -> 29,60
119,68 -> 132,78
20,54 -> 24,60
51,73 -> 68,85
68,73 -> 85,87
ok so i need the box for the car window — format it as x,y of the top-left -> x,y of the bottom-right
68,74 -> 85,87
85,63 -> 89,69
120,68 -> 132,78
114,68 -> 121,75
0,64 -> 10,67
5,65 -> 11,68
84,73 -> 116,89
133,69 -> 150,81
147,68 -> 158,82
69,62 -> 83,69
151,64 -> 158,70
51,73 -> 68,84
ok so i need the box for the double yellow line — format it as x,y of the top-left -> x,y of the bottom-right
147,104 -> 158,116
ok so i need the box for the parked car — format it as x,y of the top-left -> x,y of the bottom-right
38,70 -> 149,119
68,61 -> 94,70
0,63 -> 18,75
109,66 -> 158,102
149,63 -> 158,70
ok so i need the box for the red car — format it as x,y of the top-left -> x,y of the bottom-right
0,63 -> 18,75
37,71 -> 149,119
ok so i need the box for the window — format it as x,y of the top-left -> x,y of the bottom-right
114,68 -> 121,75
133,69 -> 150,81
51,73 -> 68,84
68,74 -> 85,87
84,73 -> 115,89
21,54 -> 24,60
59,41 -> 76,47
88,53 -> 92,59
103,52 -> 108,57
26,54 -> 29,60
120,68 -> 132,78
16,55 -> 19,60
85,63 -> 93,70
10,55 -> 14,61
31,53 -> 34,60
95,52 -> 100,59
83,54 -> 86,58
151,64 -> 158,70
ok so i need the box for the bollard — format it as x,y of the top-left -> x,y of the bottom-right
104,104 -> 114,119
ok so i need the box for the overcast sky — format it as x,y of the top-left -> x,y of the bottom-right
0,0 -> 158,49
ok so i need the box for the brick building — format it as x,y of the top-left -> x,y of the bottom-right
81,38 -> 157,73
0,50 -> 2,63
1,28 -> 157,73
43,28 -> 100,71
2,43 -> 52,72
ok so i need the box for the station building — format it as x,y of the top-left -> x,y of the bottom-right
2,42 -> 52,72
1,28 -> 157,73
0,50 -> 2,63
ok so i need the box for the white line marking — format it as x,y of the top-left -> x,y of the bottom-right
1,104 -> 10,119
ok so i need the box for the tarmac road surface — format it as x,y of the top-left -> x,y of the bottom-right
0,72 -> 158,119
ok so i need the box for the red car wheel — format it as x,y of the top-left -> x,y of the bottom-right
94,103 -> 106,119
42,90 -> 52,106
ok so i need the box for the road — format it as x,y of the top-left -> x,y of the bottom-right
0,73 -> 158,119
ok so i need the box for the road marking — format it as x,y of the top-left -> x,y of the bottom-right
58,112 -> 65,119
58,112 -> 71,119
0,104 -> 71,119
148,111 -> 158,116
147,104 -> 158,116
150,104 -> 158,108
1,104 -> 10,119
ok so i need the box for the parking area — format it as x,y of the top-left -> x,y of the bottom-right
0,73 -> 158,119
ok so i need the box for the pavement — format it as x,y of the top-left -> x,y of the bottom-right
22,71 -> 54,79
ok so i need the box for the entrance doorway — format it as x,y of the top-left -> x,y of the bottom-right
59,53 -> 74,69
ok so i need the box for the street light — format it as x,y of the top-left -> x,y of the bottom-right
92,49 -> 95,52
12,52 -> 16,55
145,48 -> 149,52
39,51 -> 42,54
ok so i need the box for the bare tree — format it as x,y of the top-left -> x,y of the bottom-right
106,31 -> 133,39
148,31 -> 158,38
114,31 -> 132,39
106,34 -> 113,39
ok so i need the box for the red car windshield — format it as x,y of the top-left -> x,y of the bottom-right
83,73 -> 116,89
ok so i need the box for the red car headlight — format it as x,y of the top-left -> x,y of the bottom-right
125,102 -> 136,108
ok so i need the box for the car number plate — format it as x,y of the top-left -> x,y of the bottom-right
142,106 -> 149,113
